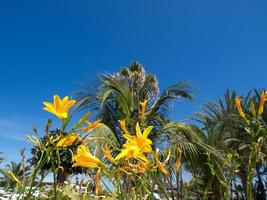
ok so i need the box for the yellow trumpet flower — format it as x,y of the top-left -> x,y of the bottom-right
115,122 -> 153,162
80,119 -> 101,132
72,145 -> 101,168
140,99 -> 148,120
132,122 -> 153,153
115,145 -> 149,163
56,133 -> 81,147
258,91 -> 267,116
235,97 -> 247,120
43,95 -> 76,119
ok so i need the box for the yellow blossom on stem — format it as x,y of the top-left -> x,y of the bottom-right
80,119 -> 101,132
235,97 -> 247,121
140,99 -> 148,120
115,145 -> 149,163
72,145 -> 101,168
56,133 -> 81,148
124,122 -> 153,153
115,122 -> 153,162
118,119 -> 129,134
258,91 -> 267,116
43,95 -> 76,119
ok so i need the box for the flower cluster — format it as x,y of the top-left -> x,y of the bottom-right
26,94 -> 180,197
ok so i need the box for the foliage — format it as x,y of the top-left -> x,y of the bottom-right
195,89 -> 267,199
0,161 -> 31,190
1,63 -> 267,199
29,128 -> 84,181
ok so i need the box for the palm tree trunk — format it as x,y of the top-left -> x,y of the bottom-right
176,171 -> 180,200
180,173 -> 183,199
170,174 -> 175,199
57,170 -> 67,185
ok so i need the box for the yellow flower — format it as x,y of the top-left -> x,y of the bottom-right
8,171 -> 22,186
118,119 -> 129,134
140,99 -> 148,120
235,97 -> 247,120
115,145 -> 149,163
56,133 -> 81,147
258,91 -> 267,116
115,122 -> 153,162
72,145 -> 101,168
80,119 -> 101,132
43,95 -> 76,119
154,149 -> 169,176
102,146 -> 115,163
127,122 -> 153,153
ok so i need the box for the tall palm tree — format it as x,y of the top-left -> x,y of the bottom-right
0,161 -> 31,190
75,62 -> 195,148
195,89 -> 267,199
74,62 -> 224,197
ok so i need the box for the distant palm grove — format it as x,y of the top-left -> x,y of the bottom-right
0,62 -> 266,200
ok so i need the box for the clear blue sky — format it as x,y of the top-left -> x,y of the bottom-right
0,0 -> 267,164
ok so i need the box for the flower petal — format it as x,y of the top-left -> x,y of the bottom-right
143,126 -> 153,138
135,122 -> 142,138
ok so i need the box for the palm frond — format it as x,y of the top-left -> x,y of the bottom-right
149,81 -> 193,120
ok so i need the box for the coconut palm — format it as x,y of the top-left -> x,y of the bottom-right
0,161 -> 31,190
74,62 -> 224,197
75,62 -> 191,140
195,89 -> 267,199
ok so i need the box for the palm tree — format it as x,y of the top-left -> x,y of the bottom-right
195,89 -> 267,199
75,62 -> 194,149
74,62 -> 224,197
0,161 -> 31,190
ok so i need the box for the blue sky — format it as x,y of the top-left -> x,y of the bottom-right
0,0 -> 267,164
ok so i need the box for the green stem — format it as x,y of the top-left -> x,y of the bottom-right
51,162 -> 57,200
22,152 -> 45,199
30,171 -> 49,197
61,119 -> 66,131
152,173 -> 169,199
